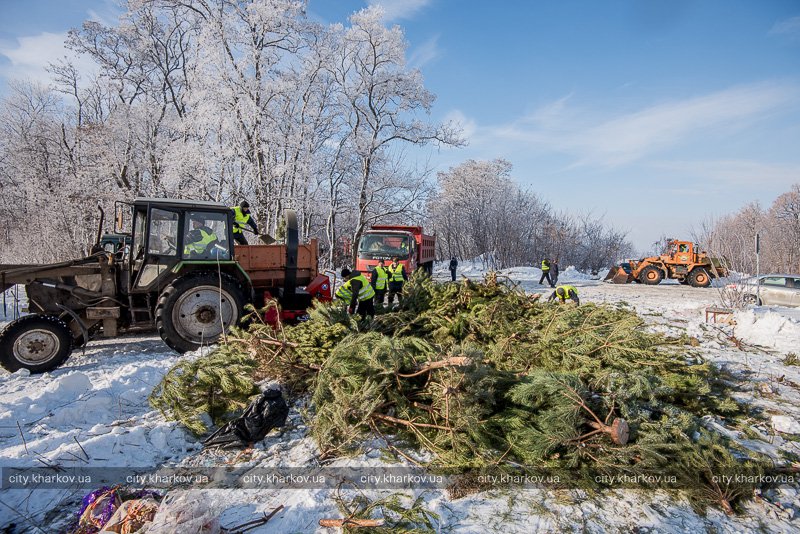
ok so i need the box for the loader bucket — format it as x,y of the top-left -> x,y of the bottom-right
604,266 -> 632,284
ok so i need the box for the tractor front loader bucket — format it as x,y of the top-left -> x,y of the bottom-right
604,266 -> 632,284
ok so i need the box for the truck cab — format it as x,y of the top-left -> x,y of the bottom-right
355,225 -> 435,275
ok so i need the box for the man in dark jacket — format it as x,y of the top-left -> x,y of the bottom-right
550,261 -> 560,286
231,201 -> 259,245
449,257 -> 458,281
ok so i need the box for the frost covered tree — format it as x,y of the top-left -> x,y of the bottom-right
430,159 -> 632,270
696,184 -> 800,274
0,0 -> 454,266
769,185 -> 800,272
329,6 -> 463,264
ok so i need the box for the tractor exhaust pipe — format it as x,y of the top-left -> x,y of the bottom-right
92,205 -> 105,253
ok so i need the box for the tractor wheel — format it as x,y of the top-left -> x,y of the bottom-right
156,272 -> 245,353
689,268 -> 711,288
0,315 -> 73,373
639,266 -> 663,285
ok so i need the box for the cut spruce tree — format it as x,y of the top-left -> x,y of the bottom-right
154,272 -> 770,513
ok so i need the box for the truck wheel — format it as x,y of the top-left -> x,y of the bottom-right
639,266 -> 663,285
156,273 -> 245,353
0,315 -> 73,373
689,268 -> 711,288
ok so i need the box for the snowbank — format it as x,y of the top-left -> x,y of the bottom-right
734,309 -> 800,353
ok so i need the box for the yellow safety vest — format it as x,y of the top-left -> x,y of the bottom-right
557,285 -> 577,301
388,263 -> 405,282
184,229 -> 216,256
341,274 -> 376,301
232,206 -> 251,234
373,266 -> 389,290
541,260 -> 550,272
335,285 -> 353,302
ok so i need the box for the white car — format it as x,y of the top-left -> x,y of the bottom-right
727,274 -> 800,307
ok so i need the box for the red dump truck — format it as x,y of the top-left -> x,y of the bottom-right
355,225 -> 436,275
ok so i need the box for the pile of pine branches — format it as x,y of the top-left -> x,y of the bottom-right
158,272 -> 769,512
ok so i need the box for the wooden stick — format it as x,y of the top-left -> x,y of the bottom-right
227,337 -> 298,348
73,435 -> 89,460
396,356 -> 471,378
228,505 -> 284,533
319,518 -> 385,528
17,421 -> 28,455
368,420 -> 424,468
372,413 -> 453,431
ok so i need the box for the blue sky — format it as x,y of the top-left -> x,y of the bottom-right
1,0 -> 799,252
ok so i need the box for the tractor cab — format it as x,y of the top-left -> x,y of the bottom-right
121,198 -> 236,292
666,240 -> 695,263
1,197 -> 332,374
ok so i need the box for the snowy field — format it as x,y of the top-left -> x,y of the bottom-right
2,262 -> 800,533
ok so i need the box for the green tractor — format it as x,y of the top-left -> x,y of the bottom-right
0,198 -> 330,373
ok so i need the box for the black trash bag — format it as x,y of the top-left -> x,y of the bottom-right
203,389 -> 289,449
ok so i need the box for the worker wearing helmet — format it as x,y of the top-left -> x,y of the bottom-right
231,201 -> 260,245
547,285 -> 580,305
337,268 -> 376,318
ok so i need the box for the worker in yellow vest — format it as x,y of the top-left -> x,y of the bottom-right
547,285 -> 580,305
231,201 -> 260,245
370,259 -> 389,306
386,257 -> 408,306
539,258 -> 554,287
183,217 -> 218,258
338,268 -> 376,318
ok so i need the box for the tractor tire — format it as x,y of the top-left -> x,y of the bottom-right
689,268 -> 711,288
0,315 -> 73,373
639,266 -> 663,285
156,272 -> 245,354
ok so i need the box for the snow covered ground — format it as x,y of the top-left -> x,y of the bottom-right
2,264 -> 800,533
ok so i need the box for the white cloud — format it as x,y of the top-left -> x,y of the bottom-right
486,82 -> 799,167
769,16 -> 800,39
651,159 -> 800,188
0,31 -> 97,88
368,0 -> 432,21
0,32 -> 70,84
407,34 -> 440,68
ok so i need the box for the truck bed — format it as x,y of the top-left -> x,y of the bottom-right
234,240 -> 319,288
